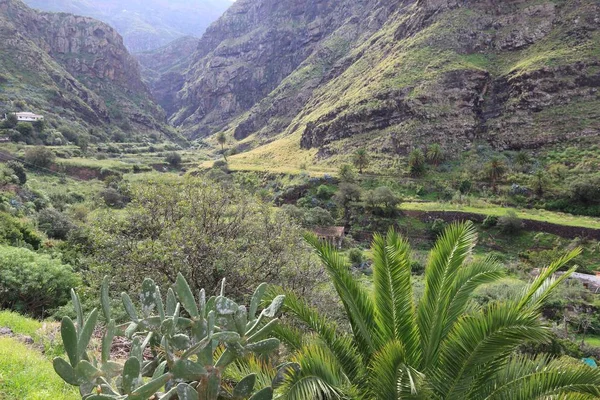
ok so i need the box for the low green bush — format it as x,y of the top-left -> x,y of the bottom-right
0,246 -> 79,317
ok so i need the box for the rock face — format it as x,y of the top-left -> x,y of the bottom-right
171,0 -> 599,156
0,0 -> 169,137
23,0 -> 231,52
135,36 -> 200,116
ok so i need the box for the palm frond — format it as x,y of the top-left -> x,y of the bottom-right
434,301 -> 550,398
368,339 -> 424,400
372,229 -> 420,364
417,221 -> 478,368
517,248 -> 581,311
442,256 -> 505,338
279,344 -> 351,400
271,287 -> 366,384
225,353 -> 277,391
305,233 -> 377,361
479,354 -> 600,400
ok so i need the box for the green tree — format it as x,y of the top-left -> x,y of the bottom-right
333,182 -> 362,224
274,223 -> 600,399
16,122 -> 34,138
365,186 -> 400,216
217,131 -> 228,160
514,151 -> 531,171
353,148 -> 370,174
426,143 -> 444,166
3,113 -> 17,128
6,160 -> 26,184
485,157 -> 506,193
84,177 -> 321,299
338,164 -> 357,183
408,149 -> 426,176
165,151 -> 182,168
531,169 -> 549,197
24,146 -> 55,169
33,119 -> 46,133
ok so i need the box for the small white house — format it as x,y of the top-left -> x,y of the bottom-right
11,112 -> 44,122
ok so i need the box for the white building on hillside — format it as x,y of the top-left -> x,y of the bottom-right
11,112 -> 44,122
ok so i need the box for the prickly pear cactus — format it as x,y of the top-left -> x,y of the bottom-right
53,274 -> 287,400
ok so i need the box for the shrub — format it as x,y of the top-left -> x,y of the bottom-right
304,206 -> 335,227
0,212 -> 42,249
482,214 -> 499,229
15,122 -> 33,138
212,159 -> 229,172
348,248 -> 364,266
0,245 -> 79,316
6,160 -> 27,185
100,187 -> 130,209
338,164 -> 357,183
430,218 -> 447,237
570,176 -> 600,205
165,151 -> 182,167
316,184 -> 335,200
498,211 -> 524,235
24,146 -> 55,169
37,209 -> 75,240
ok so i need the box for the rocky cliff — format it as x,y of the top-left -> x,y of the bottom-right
172,0 -> 600,158
0,0 -> 170,138
23,0 -> 231,52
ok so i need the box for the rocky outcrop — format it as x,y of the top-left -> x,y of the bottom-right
170,0 -> 599,157
0,0 -> 170,137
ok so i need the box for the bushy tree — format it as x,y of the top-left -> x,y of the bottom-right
165,151 -> 182,168
84,177 -> 322,299
6,160 -> 26,184
0,212 -> 42,249
531,169 -> 550,197
3,113 -> 17,128
569,175 -> 600,205
33,119 -> 46,133
333,183 -> 362,223
0,245 -> 79,317
498,210 -> 524,235
37,208 -> 75,240
16,122 -> 34,139
365,186 -> 400,216
24,146 -> 55,169
274,223 -> 600,399
408,148 -> 426,176
352,148 -> 370,174
338,164 -> 357,183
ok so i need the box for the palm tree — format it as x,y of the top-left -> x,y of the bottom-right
485,157 -> 506,193
353,148 -> 369,174
426,144 -> 444,167
217,131 -> 227,161
274,222 -> 600,399
408,149 -> 426,177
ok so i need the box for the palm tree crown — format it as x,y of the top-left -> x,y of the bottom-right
274,222 -> 600,400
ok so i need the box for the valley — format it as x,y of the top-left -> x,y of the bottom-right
0,0 -> 599,398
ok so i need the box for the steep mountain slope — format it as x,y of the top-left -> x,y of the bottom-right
23,0 -> 232,52
135,36 -> 200,116
173,0 -> 600,161
0,0 -> 170,139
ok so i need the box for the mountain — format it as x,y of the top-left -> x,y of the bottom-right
23,0 -> 232,52
0,0 -> 171,140
171,0 -> 600,159
135,36 -> 200,116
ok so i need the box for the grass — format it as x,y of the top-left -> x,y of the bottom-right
401,201 -> 600,229
0,338 -> 78,400
0,311 -> 77,400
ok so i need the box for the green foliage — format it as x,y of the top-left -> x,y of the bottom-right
273,223 -> 599,399
569,175 -> 600,205
426,144 -> 444,166
485,157 -> 506,192
498,210 -> 524,235
0,212 -> 42,249
0,245 -> 79,317
53,275 -> 284,399
3,113 -> 18,128
348,248 -> 364,267
16,122 -> 34,137
25,146 -> 56,169
6,160 -> 27,184
333,183 -> 362,223
352,148 -> 369,174
84,177 -> 320,299
408,149 -> 426,176
338,164 -> 357,183
481,214 -> 499,229
164,151 -> 182,168
364,186 -> 400,216
37,209 -> 75,240
33,119 -> 46,133
316,184 -> 335,200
